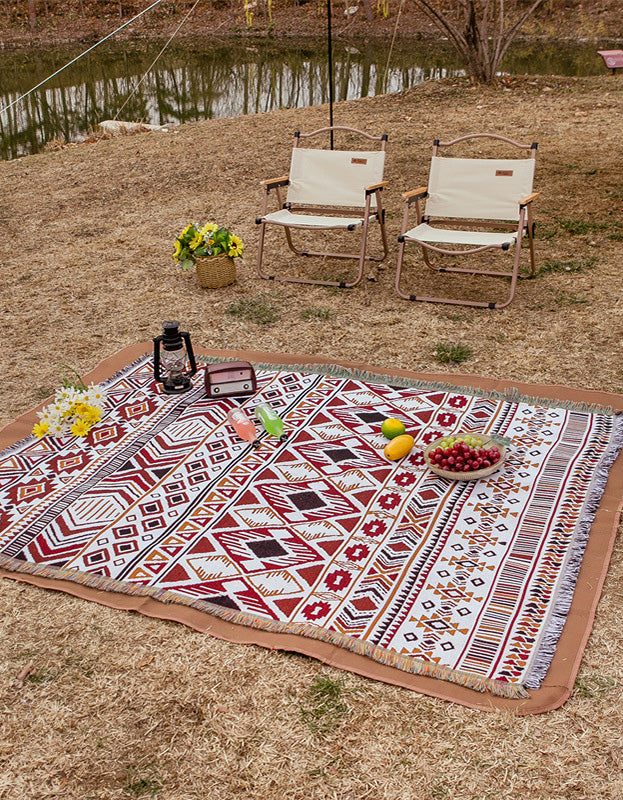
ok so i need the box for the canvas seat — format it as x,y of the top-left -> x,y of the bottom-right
395,133 -> 539,309
256,126 -> 389,288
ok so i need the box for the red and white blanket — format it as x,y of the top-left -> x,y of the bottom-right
1,355 -> 621,701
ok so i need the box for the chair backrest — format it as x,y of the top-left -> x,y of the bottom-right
426,156 -> 535,222
425,134 -> 537,222
287,148 -> 385,209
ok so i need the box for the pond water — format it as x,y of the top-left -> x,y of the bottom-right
0,36 -> 613,160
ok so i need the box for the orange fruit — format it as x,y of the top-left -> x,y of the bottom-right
381,418 -> 406,439
384,434 -> 415,461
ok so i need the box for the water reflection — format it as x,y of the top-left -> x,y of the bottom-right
0,37 -> 611,160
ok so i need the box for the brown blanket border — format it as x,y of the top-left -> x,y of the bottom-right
2,343 -> 622,714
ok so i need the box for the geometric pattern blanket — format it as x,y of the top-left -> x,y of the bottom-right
1,349 -> 622,713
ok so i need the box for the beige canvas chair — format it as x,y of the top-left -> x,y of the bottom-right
256,126 -> 389,288
395,133 -> 539,309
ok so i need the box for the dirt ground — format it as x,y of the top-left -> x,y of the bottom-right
1,0 -> 623,50
1,69 -> 623,798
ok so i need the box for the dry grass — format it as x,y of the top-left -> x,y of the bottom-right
1,73 -> 623,799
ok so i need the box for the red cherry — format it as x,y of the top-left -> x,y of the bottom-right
482,459 -> 491,468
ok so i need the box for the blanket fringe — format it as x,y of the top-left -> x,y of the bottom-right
198,356 -> 621,417
523,412 -> 623,689
0,551 -> 529,699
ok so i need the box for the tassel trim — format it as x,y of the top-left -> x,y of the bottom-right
0,551 -> 529,699
523,412 -> 623,689
198,356 -> 621,417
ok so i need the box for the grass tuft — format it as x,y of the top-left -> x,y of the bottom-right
300,306 -> 333,321
432,342 -> 472,364
535,256 -> 596,276
554,290 -> 589,306
226,295 -> 280,325
574,673 -> 617,699
124,765 -> 163,798
556,217 -> 608,236
299,674 -> 348,734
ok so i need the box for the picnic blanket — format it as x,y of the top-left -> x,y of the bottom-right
2,345 -> 622,714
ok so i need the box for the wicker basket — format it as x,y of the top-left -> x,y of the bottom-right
195,254 -> 236,289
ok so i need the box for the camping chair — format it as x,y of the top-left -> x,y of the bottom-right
395,133 -> 539,309
255,126 -> 389,288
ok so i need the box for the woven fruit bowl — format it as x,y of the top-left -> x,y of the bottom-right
423,433 -> 507,481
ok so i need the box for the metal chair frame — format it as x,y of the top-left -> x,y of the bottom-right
395,133 -> 539,309
256,126 -> 390,288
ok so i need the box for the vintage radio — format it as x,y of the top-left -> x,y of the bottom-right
204,360 -> 257,398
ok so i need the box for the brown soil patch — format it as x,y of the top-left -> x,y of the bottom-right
1,74 -> 623,798
1,0 -> 622,50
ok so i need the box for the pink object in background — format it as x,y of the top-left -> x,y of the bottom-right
597,50 -> 623,73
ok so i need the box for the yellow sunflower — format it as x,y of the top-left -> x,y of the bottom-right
189,233 -> 204,250
228,235 -> 244,257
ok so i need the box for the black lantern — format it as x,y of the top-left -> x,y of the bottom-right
153,321 -> 197,394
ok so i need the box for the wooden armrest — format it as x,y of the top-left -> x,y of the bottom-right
520,191 -> 540,206
402,186 -> 428,203
365,180 -> 390,195
261,175 -> 289,189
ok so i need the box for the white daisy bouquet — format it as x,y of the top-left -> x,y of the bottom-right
32,370 -> 107,439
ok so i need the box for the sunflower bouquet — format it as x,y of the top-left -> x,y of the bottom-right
173,221 -> 245,270
32,370 -> 107,440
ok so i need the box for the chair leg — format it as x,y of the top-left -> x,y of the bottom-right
395,237 -> 410,300
375,198 -> 389,263
396,240 -> 522,309
256,221 -> 271,280
525,211 -> 537,278
257,209 -> 386,288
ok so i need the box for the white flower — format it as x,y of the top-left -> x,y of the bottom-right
57,386 -> 80,403
86,384 -> 106,407
50,420 -> 69,436
52,399 -> 73,418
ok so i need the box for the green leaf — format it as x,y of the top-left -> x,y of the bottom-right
180,258 -> 194,270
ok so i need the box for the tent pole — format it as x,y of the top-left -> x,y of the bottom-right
327,0 -> 334,149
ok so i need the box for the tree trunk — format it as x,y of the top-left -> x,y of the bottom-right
28,0 -> 36,30
361,0 -> 374,22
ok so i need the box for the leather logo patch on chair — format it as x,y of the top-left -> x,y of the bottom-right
496,169 -> 514,177
351,158 -> 368,165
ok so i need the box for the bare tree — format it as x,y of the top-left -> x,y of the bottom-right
28,0 -> 36,30
410,0 -> 548,83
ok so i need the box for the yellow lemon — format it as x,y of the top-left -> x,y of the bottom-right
381,418 -> 406,440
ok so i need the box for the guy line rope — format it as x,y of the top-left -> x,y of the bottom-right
0,0 -> 178,117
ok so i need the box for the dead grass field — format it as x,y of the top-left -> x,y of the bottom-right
1,73 -> 623,799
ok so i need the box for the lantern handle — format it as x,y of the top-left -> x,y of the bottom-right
180,331 -> 197,377
153,334 -> 164,384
